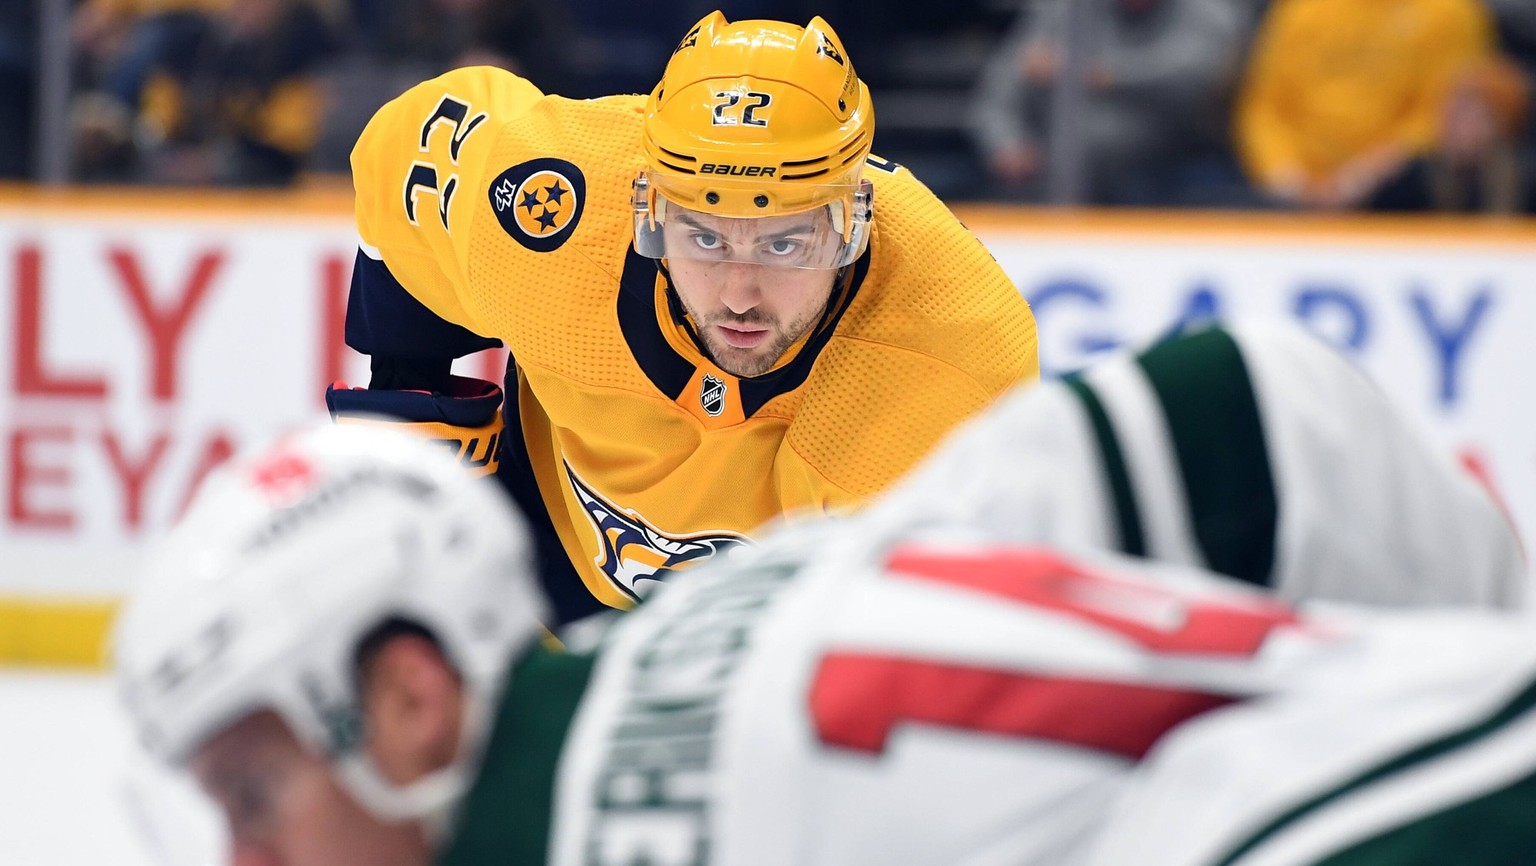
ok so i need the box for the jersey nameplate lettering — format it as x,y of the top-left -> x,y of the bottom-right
584,560 -> 797,866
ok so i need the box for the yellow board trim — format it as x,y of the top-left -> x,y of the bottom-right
950,205 -> 1536,249
0,598 -> 120,669
0,179 -> 354,220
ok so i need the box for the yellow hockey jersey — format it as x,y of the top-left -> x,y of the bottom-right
347,66 -> 1037,622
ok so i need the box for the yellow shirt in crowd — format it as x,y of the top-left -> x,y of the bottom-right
1236,0 -> 1493,186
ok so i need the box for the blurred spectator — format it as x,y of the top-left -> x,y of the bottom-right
1235,0 -> 1495,211
1424,56 -> 1528,212
1485,0 -> 1536,71
968,0 -> 1247,205
1482,0 -> 1536,213
70,0 -> 229,180
0,0 -> 36,178
72,0 -> 336,184
1352,55 -> 1530,213
310,1 -> 808,175
73,0 -> 226,113
461,1 -> 579,94
306,0 -> 578,174
343,0 -> 571,84
555,1 -> 820,97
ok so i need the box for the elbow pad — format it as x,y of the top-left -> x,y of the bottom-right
325,375 -> 504,476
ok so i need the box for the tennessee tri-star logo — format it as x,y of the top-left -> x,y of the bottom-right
488,158 -> 585,252
511,171 -> 572,235
566,463 -> 746,601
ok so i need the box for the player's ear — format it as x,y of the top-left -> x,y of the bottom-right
360,633 -> 466,786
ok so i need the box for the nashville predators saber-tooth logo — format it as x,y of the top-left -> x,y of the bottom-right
566,463 -> 746,601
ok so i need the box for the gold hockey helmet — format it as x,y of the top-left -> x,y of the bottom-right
634,11 -> 875,269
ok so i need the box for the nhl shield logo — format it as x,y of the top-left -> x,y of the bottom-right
700,374 -> 727,416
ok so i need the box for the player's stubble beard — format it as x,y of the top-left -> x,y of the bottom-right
685,301 -> 826,378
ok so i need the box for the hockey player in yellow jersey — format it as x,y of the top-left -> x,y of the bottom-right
328,11 -> 1039,624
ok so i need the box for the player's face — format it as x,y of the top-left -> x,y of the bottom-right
663,207 -> 840,377
191,711 -> 431,866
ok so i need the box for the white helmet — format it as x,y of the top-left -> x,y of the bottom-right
113,422 -> 548,823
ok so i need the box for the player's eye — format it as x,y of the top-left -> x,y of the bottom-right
690,231 -> 722,251
764,238 -> 802,257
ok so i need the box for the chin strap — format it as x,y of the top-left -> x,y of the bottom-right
331,686 -> 494,842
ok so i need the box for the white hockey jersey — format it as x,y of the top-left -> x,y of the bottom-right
864,322 -> 1526,609
445,529 -> 1536,866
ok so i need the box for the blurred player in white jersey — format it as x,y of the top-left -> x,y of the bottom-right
114,322 -> 1534,866
866,321 -> 1525,609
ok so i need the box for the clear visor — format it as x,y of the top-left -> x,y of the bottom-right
633,174 -> 872,270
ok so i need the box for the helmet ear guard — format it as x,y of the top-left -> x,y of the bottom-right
834,178 -> 874,251
632,172 -> 666,258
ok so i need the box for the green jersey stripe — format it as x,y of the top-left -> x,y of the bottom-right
1136,328 -> 1277,587
1310,767 -> 1536,866
439,646 -> 598,866
1064,375 -> 1146,556
1214,675 -> 1536,866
